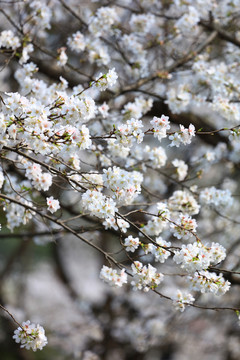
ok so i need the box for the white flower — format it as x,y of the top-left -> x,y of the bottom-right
89,6 -> 119,37
169,124 -> 195,147
0,30 -> 20,49
19,44 -> 34,65
46,196 -> 60,213
13,320 -> 47,351
129,13 -> 156,34
103,217 -> 130,233
98,102 -> 109,118
117,118 -> 144,146
106,68 -> 118,87
154,237 -> 172,263
124,235 -> 140,252
57,47 -> 68,66
168,190 -> 200,215
144,145 -> 167,168
150,114 -> 170,141
189,270 -> 230,295
199,187 -> 233,208
175,6 -> 200,33
122,96 -> 153,119
81,189 -> 117,219
103,166 -> 143,205
172,159 -> 188,181
131,261 -> 164,292
173,241 -> 226,273
171,213 -> 197,240
100,265 -> 127,287
67,31 -> 86,52
172,290 -> 195,312
94,68 -> 118,91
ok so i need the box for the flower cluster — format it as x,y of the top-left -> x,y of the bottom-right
107,139 -> 130,159
0,30 -> 20,49
172,159 -> 188,181
171,213 -> 197,240
19,44 -> 34,65
173,242 -> 226,273
67,31 -> 86,53
30,1 -> 52,30
150,115 -> 170,141
168,190 -> 200,215
175,6 -> 200,34
103,217 -> 130,233
0,0 -> 239,353
103,166 -> 143,205
142,217 -> 166,236
122,97 -> 153,120
24,162 -> 52,192
169,124 -> 195,147
117,118 -> 144,145
46,196 -> 60,214
100,265 -> 127,287
120,34 -> 148,77
89,7 -> 119,37
142,237 -> 172,263
124,235 -> 140,252
154,237 -> 172,263
199,187 -> 233,208
13,321 -> 47,351
81,190 -> 117,220
172,290 -> 195,312
94,68 -> 118,91
131,261 -> 164,292
144,145 -> 167,169
6,200 -> 36,231
141,203 -> 170,236
189,271 -> 231,295
129,13 -> 156,34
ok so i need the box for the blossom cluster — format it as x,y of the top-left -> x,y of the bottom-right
103,166 -> 143,205
141,237 -> 172,264
24,162 -> 52,192
0,30 -> 20,49
173,242 -> 226,273
122,97 -> 153,120
94,68 -> 118,91
189,271 -> 231,295
81,190 -> 117,220
100,265 -> 127,287
172,159 -> 188,181
169,124 -> 195,147
13,321 -> 47,352
89,7 -> 119,37
172,290 -> 195,312
142,203 -> 170,236
103,217 -> 130,233
199,187 -> 233,208
117,118 -> 144,146
150,115 -> 170,141
6,200 -> 35,231
46,196 -> 60,214
131,261 -> 164,292
124,235 -> 140,252
168,190 -> 200,215
171,213 -> 197,240
144,145 -> 167,169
